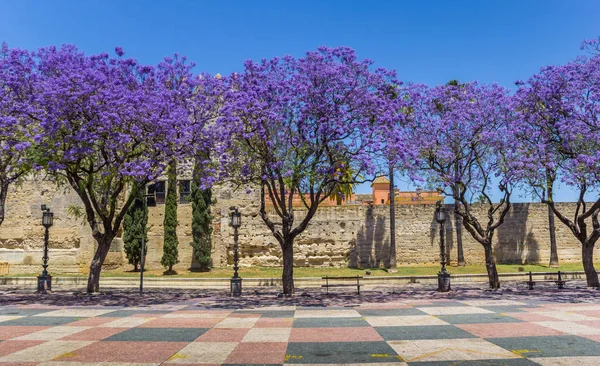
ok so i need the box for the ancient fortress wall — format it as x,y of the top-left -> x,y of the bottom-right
0,180 -> 598,274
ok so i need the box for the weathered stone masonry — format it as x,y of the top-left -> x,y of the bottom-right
0,179 -> 598,274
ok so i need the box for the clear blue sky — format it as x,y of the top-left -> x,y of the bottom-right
2,0 -> 599,202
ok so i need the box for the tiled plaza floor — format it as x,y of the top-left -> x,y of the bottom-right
0,283 -> 599,365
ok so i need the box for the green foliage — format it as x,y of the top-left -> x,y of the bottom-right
329,164 -> 360,205
190,178 -> 213,271
161,160 -> 179,273
123,186 -> 148,271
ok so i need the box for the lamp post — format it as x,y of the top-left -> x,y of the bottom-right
38,204 -> 53,294
435,201 -> 451,292
230,206 -> 242,297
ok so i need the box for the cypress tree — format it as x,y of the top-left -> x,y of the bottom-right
190,178 -> 213,271
123,185 -> 148,272
161,159 -> 179,273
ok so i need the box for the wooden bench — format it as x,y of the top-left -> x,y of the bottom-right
322,275 -> 362,294
525,271 -> 567,290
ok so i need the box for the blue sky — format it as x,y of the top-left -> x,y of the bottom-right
2,0 -> 599,202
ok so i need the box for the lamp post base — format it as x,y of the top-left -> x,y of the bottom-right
437,272 -> 451,292
37,275 -> 52,294
230,277 -> 242,297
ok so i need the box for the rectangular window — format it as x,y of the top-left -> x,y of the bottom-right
146,184 -> 157,207
179,180 -> 191,204
155,181 -> 166,204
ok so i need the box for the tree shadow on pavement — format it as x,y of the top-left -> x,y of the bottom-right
1,282 -> 598,309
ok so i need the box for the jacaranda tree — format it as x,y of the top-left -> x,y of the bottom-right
221,47 -> 394,295
0,44 -> 37,227
34,45 -> 179,293
515,52 -> 600,287
400,82 -> 517,289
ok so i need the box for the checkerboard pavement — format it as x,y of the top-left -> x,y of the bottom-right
2,299 -> 600,365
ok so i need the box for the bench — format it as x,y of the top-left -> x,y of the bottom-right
525,271 -> 567,290
322,275 -> 362,295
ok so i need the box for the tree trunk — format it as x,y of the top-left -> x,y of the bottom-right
548,204 -> 559,267
86,236 -> 113,293
281,239 -> 295,295
582,243 -> 599,288
455,200 -> 465,266
484,244 -> 500,289
546,176 -> 559,267
389,166 -> 397,271
0,181 -> 8,227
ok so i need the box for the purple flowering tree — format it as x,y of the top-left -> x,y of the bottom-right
401,82 -> 517,289
515,53 -> 600,287
0,44 -> 37,227
34,46 -> 179,293
581,37 -> 600,54
221,47 -> 392,295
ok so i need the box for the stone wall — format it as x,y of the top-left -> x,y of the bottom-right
0,179 -> 598,274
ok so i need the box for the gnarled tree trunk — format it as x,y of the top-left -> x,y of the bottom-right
86,235 -> 114,293
0,180 -> 8,227
582,243 -> 599,288
455,204 -> 465,266
484,244 -> 500,289
548,204 -> 559,267
546,173 -> 559,267
281,239 -> 295,295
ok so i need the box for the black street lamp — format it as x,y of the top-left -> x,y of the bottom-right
38,204 -> 54,294
230,206 -> 242,297
435,201 -> 451,292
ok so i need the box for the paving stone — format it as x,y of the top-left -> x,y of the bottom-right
530,356 -> 600,365
285,341 -> 402,364
242,327 -> 291,342
0,340 -> 93,362
35,309 -> 114,317
486,335 -> 600,358
292,317 -> 371,328
388,338 -> 520,363
534,321 -> 600,335
375,325 -> 477,341
0,309 -> 55,316
13,326 -> 90,340
104,327 -> 208,342
165,341 -> 238,364
479,306 -> 530,313
242,310 -> 295,318
0,340 -> 46,357
226,342 -> 288,364
357,308 -> 428,317
366,315 -> 449,327
0,317 -> 83,327
98,310 -> 173,318
418,307 -> 494,316
0,326 -> 49,340
290,327 -> 383,342
294,309 -> 361,318
457,322 -> 565,338
436,314 -> 523,325
408,302 -> 469,308
61,341 -> 188,363
195,328 -> 250,342
405,359 -> 539,365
